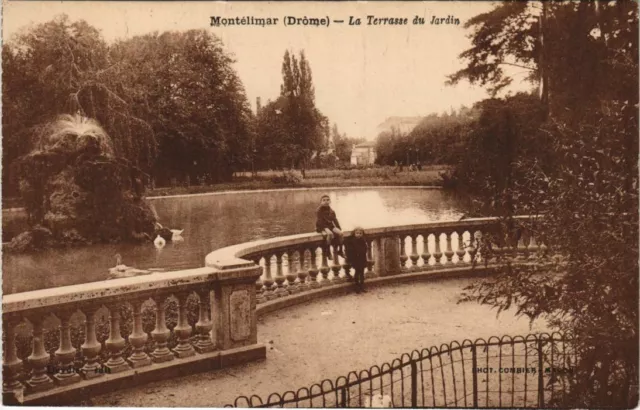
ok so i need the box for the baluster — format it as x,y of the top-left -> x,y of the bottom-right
3,316 -> 25,395
254,257 -> 266,304
528,232 -> 540,260
127,299 -> 152,368
444,232 -> 455,264
399,236 -> 409,268
308,247 -> 320,289
421,234 -> 433,267
104,304 -> 130,373
492,229 -> 505,261
474,231 -> 484,262
433,234 -> 443,266
331,250 -> 343,284
456,231 -> 467,264
539,236 -> 549,255
320,247 -> 331,286
150,295 -> 174,363
507,228 -> 518,258
468,231 -> 479,261
194,289 -> 215,353
286,251 -> 300,294
25,315 -> 54,392
274,253 -> 288,297
80,306 -> 103,378
297,248 -> 310,290
342,251 -> 353,281
366,240 -> 375,275
255,279 -> 266,304
54,309 -> 81,385
410,235 -> 420,267
517,228 -> 528,259
172,292 -> 196,358
263,256 -> 276,300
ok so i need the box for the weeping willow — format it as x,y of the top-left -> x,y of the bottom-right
3,15 -> 158,198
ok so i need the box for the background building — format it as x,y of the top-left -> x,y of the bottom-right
350,141 -> 377,166
376,116 -> 423,136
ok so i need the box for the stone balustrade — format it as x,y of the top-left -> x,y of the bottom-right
2,260 -> 265,405
204,216 -> 547,307
3,216 -> 545,405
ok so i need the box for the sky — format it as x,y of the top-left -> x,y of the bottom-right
3,1 -> 533,140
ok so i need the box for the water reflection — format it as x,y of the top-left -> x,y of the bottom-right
3,188 -> 466,294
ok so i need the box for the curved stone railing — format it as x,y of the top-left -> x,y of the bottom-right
205,216 -> 546,310
2,260 -> 265,405
3,216 -> 545,405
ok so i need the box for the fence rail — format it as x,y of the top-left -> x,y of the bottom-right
227,332 -> 575,408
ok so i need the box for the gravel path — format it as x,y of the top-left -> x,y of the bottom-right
91,278 -> 548,407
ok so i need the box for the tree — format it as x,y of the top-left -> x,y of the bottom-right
447,1 -> 638,121
331,124 -> 364,164
256,50 -> 327,172
374,127 -> 405,165
373,108 -> 478,167
451,2 -> 639,406
2,15 -> 157,197
109,30 -> 254,185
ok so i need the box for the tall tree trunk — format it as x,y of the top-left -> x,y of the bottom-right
539,1 -> 550,119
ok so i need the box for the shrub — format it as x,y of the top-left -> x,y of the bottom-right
270,170 -> 301,185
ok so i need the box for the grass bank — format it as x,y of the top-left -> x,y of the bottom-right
2,166 -> 448,208
147,166 -> 448,197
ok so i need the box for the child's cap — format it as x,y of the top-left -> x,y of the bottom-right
320,194 -> 330,200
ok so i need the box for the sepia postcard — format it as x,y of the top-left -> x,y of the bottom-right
2,0 -> 638,408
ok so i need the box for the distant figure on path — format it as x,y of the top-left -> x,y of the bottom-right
346,226 -> 368,293
315,194 -> 344,259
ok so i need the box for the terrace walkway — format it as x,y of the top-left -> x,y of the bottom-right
91,278 -> 547,407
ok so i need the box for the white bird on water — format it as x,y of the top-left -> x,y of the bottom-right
108,254 -> 151,278
154,235 -> 166,249
170,229 -> 184,242
111,254 -> 128,272
155,222 -> 185,242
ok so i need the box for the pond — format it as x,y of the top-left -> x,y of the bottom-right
2,188 -> 467,295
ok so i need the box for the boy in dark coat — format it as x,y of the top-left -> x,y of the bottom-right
346,227 -> 368,293
315,194 -> 344,259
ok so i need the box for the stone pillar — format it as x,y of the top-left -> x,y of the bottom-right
263,257 -> 276,301
150,295 -> 174,363
410,235 -> 420,267
273,253 -> 288,297
194,289 -> 215,353
207,259 -> 262,351
3,315 -> 24,404
26,315 -> 54,393
254,257 -> 267,304
54,309 -> 81,385
297,248 -> 310,289
307,247 -> 320,288
456,231 -> 467,263
374,236 -> 401,277
172,292 -> 196,358
127,299 -> 152,368
104,304 -> 130,373
81,306 -> 104,378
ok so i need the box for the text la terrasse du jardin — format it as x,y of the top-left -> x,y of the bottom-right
210,15 -> 461,27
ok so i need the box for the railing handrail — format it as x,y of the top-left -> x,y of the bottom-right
205,216 -> 534,267
2,265 -> 262,315
5,215 -> 536,315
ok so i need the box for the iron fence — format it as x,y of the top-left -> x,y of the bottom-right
227,332 -> 576,408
